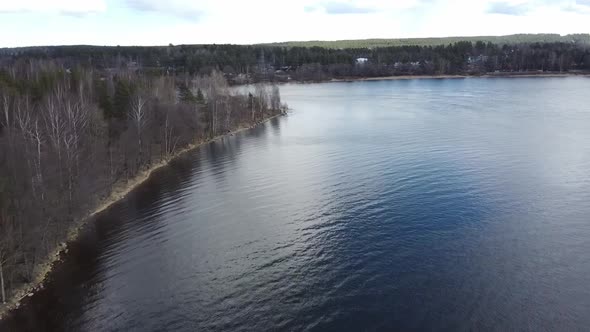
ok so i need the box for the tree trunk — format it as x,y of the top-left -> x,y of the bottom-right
0,259 -> 6,304
138,131 -> 142,169
109,145 -> 114,184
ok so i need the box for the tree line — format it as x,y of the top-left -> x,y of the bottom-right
0,59 -> 285,305
1,39 -> 589,82
263,33 -> 590,48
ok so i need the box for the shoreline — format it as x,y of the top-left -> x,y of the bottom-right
328,72 -> 590,82
0,114 -> 283,320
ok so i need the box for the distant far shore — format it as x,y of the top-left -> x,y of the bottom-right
329,72 -> 590,83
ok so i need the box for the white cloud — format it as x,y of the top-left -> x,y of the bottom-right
0,0 -> 589,46
125,0 -> 203,20
303,0 -> 428,14
487,1 -> 531,15
0,0 -> 107,15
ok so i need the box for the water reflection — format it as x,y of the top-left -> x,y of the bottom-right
3,78 -> 590,331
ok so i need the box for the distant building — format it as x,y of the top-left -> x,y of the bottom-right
468,55 -> 489,64
356,57 -> 368,65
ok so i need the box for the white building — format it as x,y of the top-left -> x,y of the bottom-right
356,57 -> 368,65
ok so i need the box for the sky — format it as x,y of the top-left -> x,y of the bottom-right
0,0 -> 589,47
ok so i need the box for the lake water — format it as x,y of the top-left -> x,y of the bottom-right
3,77 -> 590,331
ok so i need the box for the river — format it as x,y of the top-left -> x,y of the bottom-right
2,77 -> 590,331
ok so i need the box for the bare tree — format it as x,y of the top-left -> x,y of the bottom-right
163,110 -> 179,160
129,91 -> 150,166
1,92 -> 18,186
0,178 -> 15,304
0,245 -> 6,304
270,85 -> 282,111
61,96 -> 90,204
0,261 -> 5,303
0,61 -> 286,305
0,227 -> 8,304
1,93 -> 12,142
224,95 -> 232,132
254,84 -> 269,122
15,99 -> 45,201
43,89 -> 67,186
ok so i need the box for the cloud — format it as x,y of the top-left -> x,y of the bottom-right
571,0 -> 590,12
125,0 -> 203,20
551,0 -> 590,13
323,2 -> 377,14
487,1 -> 530,15
2,0 -> 590,47
305,1 -> 377,14
0,0 -> 106,15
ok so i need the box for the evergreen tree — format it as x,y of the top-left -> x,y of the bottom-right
179,84 -> 195,103
195,88 -> 205,104
97,80 -> 113,119
112,80 -> 132,119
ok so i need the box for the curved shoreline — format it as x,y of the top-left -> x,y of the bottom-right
0,114 -> 283,320
328,72 -> 590,82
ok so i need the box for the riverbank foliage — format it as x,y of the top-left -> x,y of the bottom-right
1,36 -> 589,83
0,59 -> 285,305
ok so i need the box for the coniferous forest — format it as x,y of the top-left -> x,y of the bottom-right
1,35 -> 589,83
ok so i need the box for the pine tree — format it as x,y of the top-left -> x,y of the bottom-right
195,88 -> 205,104
179,84 -> 195,103
97,80 -> 113,119
112,80 -> 132,119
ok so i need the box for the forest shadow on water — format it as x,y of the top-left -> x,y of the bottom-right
2,78 -> 590,331
0,120 -> 279,332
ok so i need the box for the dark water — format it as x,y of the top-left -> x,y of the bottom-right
3,77 -> 590,331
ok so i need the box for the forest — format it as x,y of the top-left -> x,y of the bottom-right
0,59 -> 285,306
263,33 -> 590,48
1,33 -> 590,309
1,35 -> 590,83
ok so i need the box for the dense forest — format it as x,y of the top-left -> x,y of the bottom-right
1,34 -> 590,83
0,59 -> 285,306
263,33 -> 590,48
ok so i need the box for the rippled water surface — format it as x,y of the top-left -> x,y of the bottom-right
4,77 -> 590,331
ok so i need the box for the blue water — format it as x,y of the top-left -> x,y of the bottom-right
4,77 -> 590,331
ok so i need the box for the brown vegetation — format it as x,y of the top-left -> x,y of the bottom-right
0,60 -> 286,313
